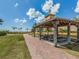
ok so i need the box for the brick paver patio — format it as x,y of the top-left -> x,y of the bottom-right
24,34 -> 78,59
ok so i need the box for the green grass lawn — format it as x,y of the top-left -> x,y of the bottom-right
0,34 -> 31,59
62,43 -> 79,58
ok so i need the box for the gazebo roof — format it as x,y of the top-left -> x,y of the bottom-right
34,14 -> 79,28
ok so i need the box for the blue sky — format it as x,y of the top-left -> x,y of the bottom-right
0,0 -> 79,31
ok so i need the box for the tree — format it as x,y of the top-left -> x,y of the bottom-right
18,27 -> 22,30
31,23 -> 37,32
12,26 -> 17,30
0,19 -> 4,25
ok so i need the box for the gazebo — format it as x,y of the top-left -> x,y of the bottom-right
32,14 -> 79,47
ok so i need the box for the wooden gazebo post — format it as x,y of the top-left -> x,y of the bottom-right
47,27 -> 50,41
77,24 -> 79,42
34,28 -> 36,37
67,23 -> 71,43
53,21 -> 58,47
39,27 -> 42,40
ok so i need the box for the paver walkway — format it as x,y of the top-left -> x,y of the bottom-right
24,34 -> 79,59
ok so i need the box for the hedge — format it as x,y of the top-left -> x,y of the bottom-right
0,31 -> 7,36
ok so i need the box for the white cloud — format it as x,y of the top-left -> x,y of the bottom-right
42,0 -> 60,14
15,18 -> 27,25
15,18 -> 19,23
14,3 -> 19,7
26,8 -> 36,19
35,15 -> 45,23
20,18 -> 27,25
35,11 -> 43,18
26,0 -> 61,24
26,8 -> 45,23
50,3 -> 60,14
74,0 -> 79,13
42,0 -> 53,12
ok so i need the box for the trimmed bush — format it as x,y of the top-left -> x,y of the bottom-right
65,43 -> 73,49
0,31 -> 7,36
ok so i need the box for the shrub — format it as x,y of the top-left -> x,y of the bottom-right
66,43 -> 73,49
0,31 -> 7,36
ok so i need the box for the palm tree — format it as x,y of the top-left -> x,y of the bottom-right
12,26 -> 17,30
0,19 -> 4,25
18,27 -> 22,30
